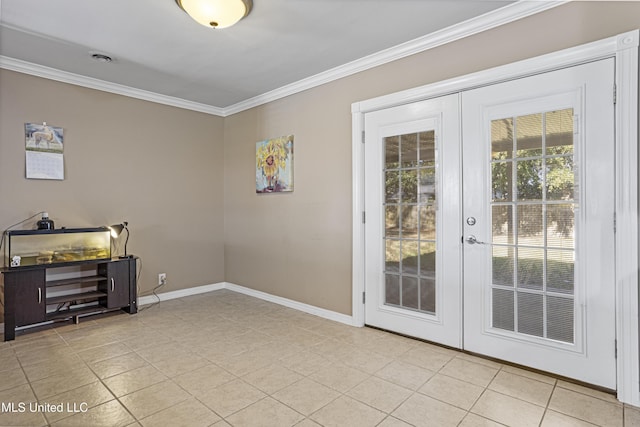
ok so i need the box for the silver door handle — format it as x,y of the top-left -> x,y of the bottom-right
466,235 -> 487,245
111,278 -> 115,292
38,287 -> 42,304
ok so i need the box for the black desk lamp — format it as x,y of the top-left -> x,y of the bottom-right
109,221 -> 131,258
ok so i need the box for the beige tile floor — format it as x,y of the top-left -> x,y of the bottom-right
0,289 -> 639,427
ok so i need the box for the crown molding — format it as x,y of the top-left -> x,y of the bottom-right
0,1 -> 566,117
222,0 -> 567,115
353,29 -> 638,114
0,56 -> 226,116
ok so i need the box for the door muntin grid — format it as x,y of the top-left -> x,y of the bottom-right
384,130 -> 437,315
490,108 -> 576,344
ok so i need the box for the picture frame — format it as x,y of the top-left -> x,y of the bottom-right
256,135 -> 294,193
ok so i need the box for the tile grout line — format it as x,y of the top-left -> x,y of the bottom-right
56,327 -> 141,426
11,337 -> 49,427
538,379 -> 558,427
125,331 -> 237,424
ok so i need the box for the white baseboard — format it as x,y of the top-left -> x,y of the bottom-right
138,282 -> 226,306
223,282 -> 356,326
138,281 -> 357,327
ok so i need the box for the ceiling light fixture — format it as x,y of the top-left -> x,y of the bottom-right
175,0 -> 252,29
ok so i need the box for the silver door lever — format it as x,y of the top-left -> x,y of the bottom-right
466,235 -> 487,245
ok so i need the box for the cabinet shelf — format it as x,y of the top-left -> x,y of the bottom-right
46,305 -> 109,321
46,291 -> 107,305
46,275 -> 106,288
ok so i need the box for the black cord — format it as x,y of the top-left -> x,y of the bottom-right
136,256 -> 142,294
151,281 -> 163,304
1,211 -> 46,267
134,256 -> 156,311
138,256 -> 164,312
139,282 -> 163,311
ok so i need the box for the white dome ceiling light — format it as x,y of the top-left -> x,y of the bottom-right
175,0 -> 253,29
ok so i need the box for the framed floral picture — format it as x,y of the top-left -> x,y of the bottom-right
256,135 -> 294,193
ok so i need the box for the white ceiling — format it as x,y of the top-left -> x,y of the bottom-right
0,0 -> 561,114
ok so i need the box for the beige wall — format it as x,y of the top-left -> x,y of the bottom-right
223,1 -> 640,315
0,70 -> 226,295
224,92 -> 354,313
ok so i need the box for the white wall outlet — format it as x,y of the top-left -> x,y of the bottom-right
158,273 -> 167,286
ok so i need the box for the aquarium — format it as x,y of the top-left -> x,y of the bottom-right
4,228 -> 111,268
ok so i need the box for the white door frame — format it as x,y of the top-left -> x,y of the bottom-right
351,30 -> 639,405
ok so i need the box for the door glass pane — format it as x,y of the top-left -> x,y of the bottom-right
401,133 -> 418,168
420,279 -> 436,313
492,288 -> 514,331
400,207 -> 418,236
419,206 -> 436,240
402,276 -> 419,310
492,205 -> 513,244
517,292 -> 544,337
385,240 -> 400,273
547,295 -> 574,342
517,247 -> 544,290
492,246 -> 514,287
401,240 -> 419,276
401,170 -> 418,203
419,132 -> 435,166
419,242 -> 436,277
547,249 -> 574,294
385,205 -> 400,238
419,169 -> 436,204
385,274 -> 400,306
385,171 -> 400,203
492,162 -> 513,202
516,159 -> 543,200
490,108 -> 576,343
383,130 -> 437,315
385,136 -> 400,167
516,113 -> 543,158
546,109 -> 574,154
492,118 -> 513,160
517,204 -> 543,247
546,156 -> 574,200
547,204 -> 574,248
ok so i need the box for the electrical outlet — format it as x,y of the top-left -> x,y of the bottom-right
158,273 -> 167,286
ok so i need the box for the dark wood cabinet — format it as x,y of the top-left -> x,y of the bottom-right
98,259 -> 132,309
1,257 -> 137,341
4,269 -> 46,327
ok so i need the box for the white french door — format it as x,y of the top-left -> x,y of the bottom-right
364,94 -> 462,347
462,58 -> 616,388
364,58 -> 617,388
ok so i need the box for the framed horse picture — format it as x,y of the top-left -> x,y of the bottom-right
25,122 -> 65,180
